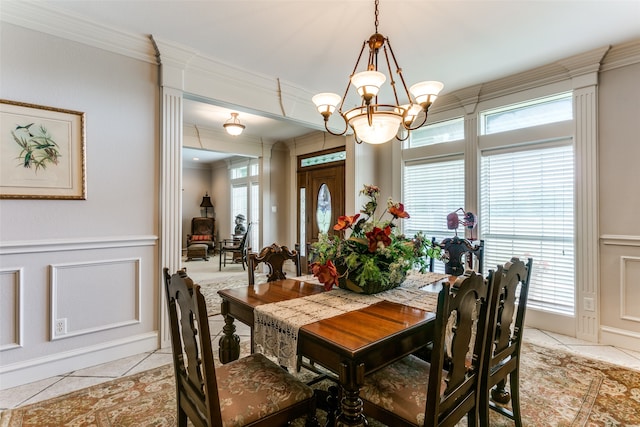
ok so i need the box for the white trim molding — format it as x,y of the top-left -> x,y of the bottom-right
0,332 -> 158,390
0,235 -> 158,255
49,258 -> 142,340
0,267 -> 24,351
620,256 -> 640,323
601,234 -> 640,247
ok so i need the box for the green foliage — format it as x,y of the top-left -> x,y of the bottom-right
310,185 -> 443,294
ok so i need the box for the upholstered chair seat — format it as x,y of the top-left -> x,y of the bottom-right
216,352 -> 315,427
361,355 -> 448,426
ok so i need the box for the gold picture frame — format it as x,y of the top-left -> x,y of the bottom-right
1,99 -> 86,199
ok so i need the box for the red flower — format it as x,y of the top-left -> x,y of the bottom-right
366,226 -> 392,252
388,203 -> 410,219
334,214 -> 360,231
311,260 -> 339,291
361,185 -> 380,197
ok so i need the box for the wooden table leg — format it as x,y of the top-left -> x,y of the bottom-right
218,301 -> 240,363
335,362 -> 368,427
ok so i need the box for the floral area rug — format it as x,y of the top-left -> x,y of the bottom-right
2,342 -> 638,426
197,273 -> 266,316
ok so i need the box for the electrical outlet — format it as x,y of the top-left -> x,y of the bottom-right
56,318 -> 67,335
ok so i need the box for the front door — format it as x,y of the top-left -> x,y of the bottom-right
297,148 -> 346,272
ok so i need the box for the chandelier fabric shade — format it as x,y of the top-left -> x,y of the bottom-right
223,112 -> 245,136
312,0 -> 444,145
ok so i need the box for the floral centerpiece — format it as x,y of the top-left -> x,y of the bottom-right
310,184 -> 442,294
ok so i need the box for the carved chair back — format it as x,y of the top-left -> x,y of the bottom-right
248,243 -> 301,285
480,257 -> 533,426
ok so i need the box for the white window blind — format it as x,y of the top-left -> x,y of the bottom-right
480,143 -> 574,315
403,158 -> 465,273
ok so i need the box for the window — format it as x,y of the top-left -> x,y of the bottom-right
231,184 -> 248,224
300,150 -> 346,167
408,117 -> 464,148
480,93 -> 572,135
480,143 -> 575,315
403,157 -> 465,273
230,159 -> 260,250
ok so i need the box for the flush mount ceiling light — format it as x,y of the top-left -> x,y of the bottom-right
312,0 -> 443,145
223,112 -> 245,136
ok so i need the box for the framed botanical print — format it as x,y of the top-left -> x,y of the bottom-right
1,99 -> 86,199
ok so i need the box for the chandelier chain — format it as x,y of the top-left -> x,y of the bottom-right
374,0 -> 379,33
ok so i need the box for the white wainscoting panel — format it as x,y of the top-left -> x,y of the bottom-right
0,268 -> 23,350
621,256 -> 640,322
50,258 -> 141,340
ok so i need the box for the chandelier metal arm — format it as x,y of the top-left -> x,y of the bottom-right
386,38 -> 413,102
323,116 -> 350,137
339,40 -> 370,114
403,111 -> 429,131
395,129 -> 410,142
382,44 -> 402,106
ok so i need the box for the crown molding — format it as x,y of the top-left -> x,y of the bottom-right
601,38 -> 640,72
1,1 -> 156,64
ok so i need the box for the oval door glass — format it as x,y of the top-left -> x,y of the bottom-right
316,184 -> 332,234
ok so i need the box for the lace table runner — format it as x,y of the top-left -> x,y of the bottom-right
254,271 -> 448,369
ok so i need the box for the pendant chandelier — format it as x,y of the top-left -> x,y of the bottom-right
312,0 -> 444,145
223,112 -> 245,136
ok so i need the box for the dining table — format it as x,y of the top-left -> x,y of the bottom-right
218,271 -> 451,427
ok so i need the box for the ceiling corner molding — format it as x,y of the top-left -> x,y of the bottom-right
152,36 -> 199,69
601,38 -> 640,72
558,45 -> 611,78
1,1 -> 156,64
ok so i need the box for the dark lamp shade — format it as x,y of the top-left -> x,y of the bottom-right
200,194 -> 213,208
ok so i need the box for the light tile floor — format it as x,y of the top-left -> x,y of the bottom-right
0,314 -> 252,410
3,319 -> 640,411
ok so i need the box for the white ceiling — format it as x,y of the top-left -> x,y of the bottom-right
32,0 -> 640,160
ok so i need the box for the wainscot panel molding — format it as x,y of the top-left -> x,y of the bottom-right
0,235 -> 157,255
602,234 -> 640,247
620,256 -> 640,323
0,332 -> 158,390
50,258 -> 141,340
0,268 -> 23,351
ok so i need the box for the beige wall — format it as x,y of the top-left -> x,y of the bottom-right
0,23 -> 159,388
598,61 -> 640,346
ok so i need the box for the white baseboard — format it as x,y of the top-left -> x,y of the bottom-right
600,326 -> 640,352
0,332 -> 158,390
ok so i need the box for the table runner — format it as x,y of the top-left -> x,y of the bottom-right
254,271 -> 449,369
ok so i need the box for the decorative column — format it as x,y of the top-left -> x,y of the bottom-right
153,36 -> 193,347
562,46 -> 609,342
573,80 -> 599,342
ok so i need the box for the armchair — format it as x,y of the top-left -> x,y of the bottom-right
186,217 -> 215,252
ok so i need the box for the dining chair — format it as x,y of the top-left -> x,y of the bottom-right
479,257 -> 533,427
430,236 -> 484,276
163,268 -> 319,427
360,268 -> 501,427
247,243 -> 301,285
219,222 -> 252,271
294,242 -> 313,275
